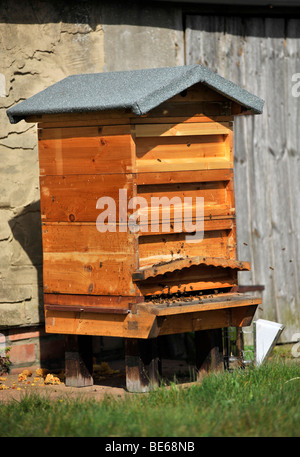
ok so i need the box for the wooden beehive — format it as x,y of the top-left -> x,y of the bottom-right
7,66 -> 264,389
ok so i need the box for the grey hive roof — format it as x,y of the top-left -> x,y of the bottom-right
6,65 -> 264,124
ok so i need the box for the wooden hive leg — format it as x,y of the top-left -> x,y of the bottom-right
195,329 -> 224,380
65,335 -> 94,387
125,338 -> 160,393
236,327 -> 245,368
223,327 -> 230,370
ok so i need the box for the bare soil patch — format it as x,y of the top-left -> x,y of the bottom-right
0,359 -> 193,402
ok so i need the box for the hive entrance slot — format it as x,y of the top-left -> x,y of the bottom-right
144,287 -> 233,305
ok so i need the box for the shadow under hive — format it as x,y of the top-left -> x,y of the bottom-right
7,65 -> 264,392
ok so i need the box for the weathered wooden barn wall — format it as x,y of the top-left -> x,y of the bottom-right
186,15 -> 300,341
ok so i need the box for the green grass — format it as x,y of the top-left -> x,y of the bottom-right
1,359 -> 300,437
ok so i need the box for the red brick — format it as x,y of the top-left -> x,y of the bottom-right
10,343 -> 36,365
10,365 -> 40,375
9,326 -> 45,342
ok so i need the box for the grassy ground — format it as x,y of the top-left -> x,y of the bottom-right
1,351 -> 300,437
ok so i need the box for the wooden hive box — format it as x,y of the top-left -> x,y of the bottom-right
7,65 -> 264,391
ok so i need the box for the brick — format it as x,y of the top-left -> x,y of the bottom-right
10,365 -> 40,375
10,342 -> 36,365
9,326 -> 45,342
0,332 -> 6,357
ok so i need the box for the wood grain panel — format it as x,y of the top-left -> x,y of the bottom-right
43,251 -> 137,296
40,174 -> 133,222
135,122 -> 232,137
155,306 -> 257,335
137,158 -> 231,173
136,169 -> 233,185
138,229 -> 233,267
45,309 -> 157,339
42,223 -> 136,253
137,181 -> 227,207
38,126 -> 135,175
133,115 -> 233,125
41,223 -> 138,296
136,134 -> 227,159
44,293 -> 142,309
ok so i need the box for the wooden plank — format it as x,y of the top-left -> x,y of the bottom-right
154,305 -> 258,336
42,222 -> 138,297
45,296 -> 259,339
39,174 -> 133,222
44,294 -> 142,306
129,217 -> 234,237
132,115 -> 234,124
45,304 -> 130,314
43,252 -> 137,296
44,304 -> 258,338
42,224 -> 135,253
224,129 -> 233,163
139,293 -> 261,316
226,172 -> 235,212
227,219 -> 237,259
236,327 -> 245,368
135,202 -> 231,234
28,109 -> 132,124
44,293 -> 143,310
133,256 -> 250,282
128,213 -> 235,236
34,111 -> 234,128
138,227 -> 234,268
135,202 -> 233,222
42,216 -> 234,248
65,335 -> 93,387
45,309 -> 157,339
39,125 -> 131,140
39,118 -> 130,128
136,168 -> 233,185
136,134 -> 228,160
38,128 -> 135,175
138,180 -> 228,195
135,122 -> 232,138
195,329 -> 224,378
137,158 -> 231,173
138,218 -> 233,234
125,338 -> 160,392
137,182 -> 228,219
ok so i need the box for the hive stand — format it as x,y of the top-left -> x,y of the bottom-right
6,66 -> 264,392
